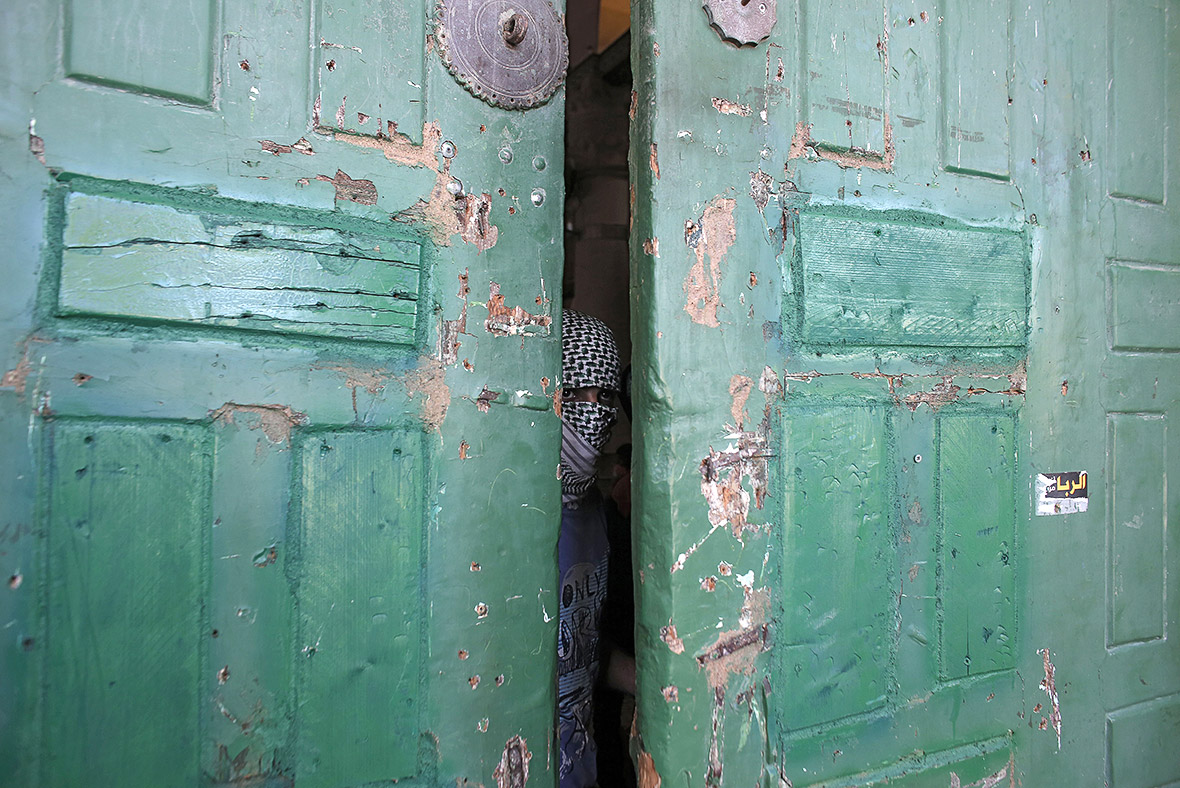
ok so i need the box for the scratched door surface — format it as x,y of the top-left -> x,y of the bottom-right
0,2 -> 565,787
630,0 -> 1179,785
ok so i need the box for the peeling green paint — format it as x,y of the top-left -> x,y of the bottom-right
630,0 -> 1180,785
1,1 -> 565,787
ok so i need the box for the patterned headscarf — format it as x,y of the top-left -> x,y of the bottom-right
560,310 -> 620,506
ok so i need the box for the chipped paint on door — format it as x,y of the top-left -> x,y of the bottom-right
630,0 -> 1180,786
0,1 -> 565,786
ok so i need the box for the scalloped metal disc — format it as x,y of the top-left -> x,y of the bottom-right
436,0 -> 569,110
703,0 -> 776,46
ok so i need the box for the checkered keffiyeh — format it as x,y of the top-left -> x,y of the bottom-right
562,310 -> 619,394
560,311 -> 619,505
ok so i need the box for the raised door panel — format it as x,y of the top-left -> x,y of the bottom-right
65,0 -> 217,104
296,429 -> 424,786
1106,0 -> 1179,263
940,0 -> 1011,180
206,409 -> 296,783
780,407 -> 893,730
801,0 -> 888,159
317,0 -> 427,141
57,189 -> 424,345
44,421 -> 210,788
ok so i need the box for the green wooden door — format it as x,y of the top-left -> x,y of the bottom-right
630,0 -> 1179,785
1,2 -> 566,787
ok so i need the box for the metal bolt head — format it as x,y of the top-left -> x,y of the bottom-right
440,140 -> 457,158
913,454 -> 923,464
501,12 -> 529,46
530,188 -> 545,206
446,178 -> 464,196
532,155 -> 547,171
498,147 -> 514,164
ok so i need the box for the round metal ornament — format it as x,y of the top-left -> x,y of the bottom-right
702,0 -> 777,46
436,0 -> 569,110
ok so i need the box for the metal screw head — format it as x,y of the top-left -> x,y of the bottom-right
501,12 -> 528,46
531,155 -> 547,171
530,188 -> 545,206
498,147 -> 514,164
446,178 -> 464,196
913,454 -> 923,464
440,140 -> 457,158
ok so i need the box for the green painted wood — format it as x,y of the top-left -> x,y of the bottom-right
940,0 -> 1011,179
938,413 -> 1016,679
66,0 -> 216,104
206,412 -> 295,782
892,410 -> 937,701
1107,262 -> 1180,352
63,192 -> 424,266
59,249 -> 419,341
1106,695 -> 1180,787
317,0 -> 427,142
630,0 -> 1179,785
296,430 -> 423,786
59,191 -> 421,345
1108,0 -> 1166,204
3,0 -> 566,784
833,743 -> 1012,788
1106,413 -> 1166,647
802,0 -> 887,154
1107,1 -> 1180,267
45,421 -> 209,788
781,408 -> 893,729
797,212 -> 1027,348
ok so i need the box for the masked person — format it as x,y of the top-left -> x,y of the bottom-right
558,310 -> 620,788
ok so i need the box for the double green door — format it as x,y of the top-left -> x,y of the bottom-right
2,0 -> 1179,786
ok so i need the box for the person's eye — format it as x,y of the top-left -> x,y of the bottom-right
561,389 -> 576,402
600,390 -> 617,405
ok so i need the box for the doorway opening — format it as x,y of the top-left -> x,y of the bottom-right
562,19 -> 637,788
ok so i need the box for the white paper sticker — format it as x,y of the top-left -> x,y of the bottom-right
1036,471 -> 1088,516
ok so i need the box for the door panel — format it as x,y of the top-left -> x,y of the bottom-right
317,0 -> 428,143
56,187 -> 424,344
45,421 -> 209,787
631,0 -> 1178,785
296,429 -> 424,786
938,412 -> 1016,681
780,407 -> 893,730
940,0 -> 1011,180
794,211 -> 1027,347
801,0 -> 886,157
1,1 -> 565,786
65,0 -> 218,104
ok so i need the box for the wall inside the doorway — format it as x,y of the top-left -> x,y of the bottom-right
564,33 -> 632,465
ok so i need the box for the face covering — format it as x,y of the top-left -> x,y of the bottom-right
560,310 -> 620,507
